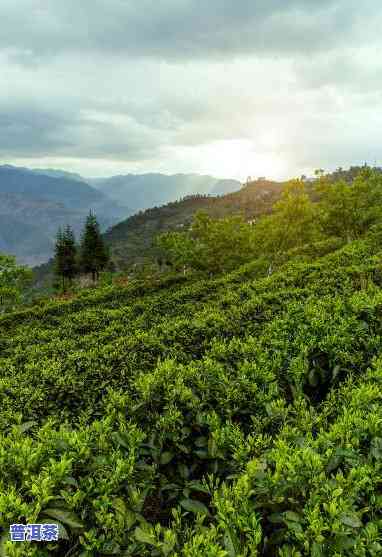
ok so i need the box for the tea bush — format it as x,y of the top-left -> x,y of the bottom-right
1,236 -> 382,555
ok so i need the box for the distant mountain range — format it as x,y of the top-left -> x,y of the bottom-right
90,174 -> 241,213
0,165 -> 129,265
0,165 -> 241,266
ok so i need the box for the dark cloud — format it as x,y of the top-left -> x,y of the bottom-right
0,103 -> 163,160
0,0 -> 362,63
0,105 -> 74,156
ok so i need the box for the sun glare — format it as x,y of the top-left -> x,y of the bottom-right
188,139 -> 288,181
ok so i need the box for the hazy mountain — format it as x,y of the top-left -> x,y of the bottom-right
0,211 -> 54,267
0,165 -> 112,210
0,166 -> 240,267
90,173 -> 241,212
0,165 -> 130,265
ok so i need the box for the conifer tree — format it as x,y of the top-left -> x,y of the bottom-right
54,228 -> 65,290
79,212 -> 109,281
54,226 -> 77,291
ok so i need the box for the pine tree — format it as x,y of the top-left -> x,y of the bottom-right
54,228 -> 65,291
54,226 -> 77,291
62,225 -> 77,283
79,212 -> 109,281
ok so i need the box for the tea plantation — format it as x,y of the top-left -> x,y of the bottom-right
1,235 -> 382,555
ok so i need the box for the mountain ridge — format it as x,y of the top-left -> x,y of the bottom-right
90,173 -> 241,212
0,165 -> 130,265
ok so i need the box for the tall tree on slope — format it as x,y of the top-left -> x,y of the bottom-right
54,225 -> 78,291
79,212 -> 109,281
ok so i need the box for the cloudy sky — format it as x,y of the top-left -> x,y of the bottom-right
1,0 -> 382,180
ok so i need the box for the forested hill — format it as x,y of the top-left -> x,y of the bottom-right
31,167 -> 378,280
104,178 -> 284,269
32,178 -> 284,283
104,168 -> 376,269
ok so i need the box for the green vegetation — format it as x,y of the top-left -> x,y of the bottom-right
31,181 -> 282,291
156,170 -> 382,276
157,212 -> 257,274
103,181 -> 283,272
79,212 -> 110,282
0,254 -> 32,310
54,226 -> 78,291
317,168 -> 382,241
1,168 -> 382,555
53,213 -> 110,291
253,180 -> 322,258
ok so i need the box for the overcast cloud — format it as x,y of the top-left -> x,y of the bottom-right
1,0 -> 382,180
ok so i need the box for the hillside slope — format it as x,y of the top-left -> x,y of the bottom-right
1,234 -> 382,555
105,179 -> 284,269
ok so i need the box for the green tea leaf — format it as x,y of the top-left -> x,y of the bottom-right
160,451 -> 174,465
180,499 -> 209,515
41,508 -> 84,529
340,513 -> 362,528
134,527 -> 155,545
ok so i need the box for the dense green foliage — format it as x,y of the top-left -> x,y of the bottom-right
254,180 -> 322,258
157,170 -> 382,275
31,180 -> 283,291
0,254 -> 32,310
102,168 -> 382,273
54,227 -> 78,291
80,213 -> 110,282
32,166 -> 382,283
317,169 -> 382,241
156,181 -> 318,274
1,231 -> 382,555
157,212 -> 257,274
52,215 -> 110,292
